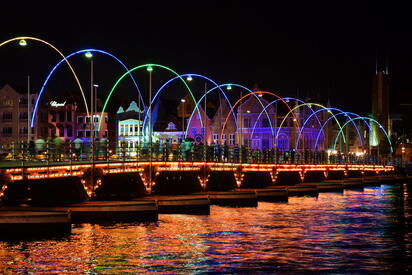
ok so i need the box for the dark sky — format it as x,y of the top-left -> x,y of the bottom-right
1,1 -> 411,114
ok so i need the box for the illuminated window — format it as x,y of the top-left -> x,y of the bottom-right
213,133 -> 218,141
77,116 -> 83,124
191,128 -> 197,137
229,134 -> 235,145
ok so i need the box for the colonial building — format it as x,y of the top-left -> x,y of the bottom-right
0,84 -> 47,145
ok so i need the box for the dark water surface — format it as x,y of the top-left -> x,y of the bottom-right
1,184 -> 411,274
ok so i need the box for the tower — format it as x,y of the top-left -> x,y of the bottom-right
370,71 -> 389,147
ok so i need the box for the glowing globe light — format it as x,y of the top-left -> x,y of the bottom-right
186,75 -> 193,81
181,98 -> 186,103
146,66 -> 153,72
84,51 -> 93,58
19,39 -> 27,46
226,84 -> 232,90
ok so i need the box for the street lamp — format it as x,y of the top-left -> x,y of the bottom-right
181,98 -> 186,136
19,39 -> 27,46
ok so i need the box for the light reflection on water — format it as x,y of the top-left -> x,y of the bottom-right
0,184 -> 411,274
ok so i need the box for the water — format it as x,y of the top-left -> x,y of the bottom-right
1,184 -> 411,274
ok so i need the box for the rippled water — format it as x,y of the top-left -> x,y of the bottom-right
1,184 -> 411,274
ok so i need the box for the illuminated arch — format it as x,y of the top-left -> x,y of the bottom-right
313,111 -> 371,150
276,103 -> 346,149
99,64 -> 203,131
142,73 -> 236,134
333,117 -> 393,153
185,84 -> 275,140
295,107 -> 364,151
0,36 -> 89,117
31,48 -> 142,127
250,97 -> 325,144
221,90 -> 300,142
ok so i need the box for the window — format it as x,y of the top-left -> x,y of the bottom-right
1,99 -> 13,106
243,118 -> 250,128
2,112 -> 12,121
201,127 -> 205,136
67,111 -> 72,122
77,116 -> 83,124
51,111 -> 57,122
221,134 -> 226,141
20,127 -> 28,134
77,130 -> 83,137
85,116 -> 90,123
93,115 -> 99,123
105,116 -> 108,123
229,134 -> 235,145
120,125 -> 124,136
262,139 -> 269,149
40,112 -> 47,122
191,128 -> 197,137
104,130 -> 108,137
135,125 -> 138,133
2,127 -> 12,136
277,134 -> 289,151
252,139 -> 260,148
67,125 -> 73,137
85,130 -> 90,137
262,118 -> 270,128
213,133 -> 218,141
59,111 -> 65,122
59,126 -> 64,137
19,112 -> 28,120
19,97 -> 27,105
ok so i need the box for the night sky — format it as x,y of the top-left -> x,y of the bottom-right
1,2 -> 411,114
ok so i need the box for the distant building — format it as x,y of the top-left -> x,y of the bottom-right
0,84 -> 46,145
115,101 -> 146,154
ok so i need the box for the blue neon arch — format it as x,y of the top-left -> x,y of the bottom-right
31,48 -> 143,128
313,111 -> 371,150
250,97 -> 326,147
295,107 -> 364,151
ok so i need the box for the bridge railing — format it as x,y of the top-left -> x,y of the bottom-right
0,140 -> 390,167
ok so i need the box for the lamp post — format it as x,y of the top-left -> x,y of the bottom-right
93,84 -> 99,139
147,65 -> 153,189
85,51 -> 94,160
27,75 -> 30,146
181,98 -> 186,137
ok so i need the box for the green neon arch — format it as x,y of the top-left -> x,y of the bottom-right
276,103 -> 347,147
333,117 -> 393,153
98,63 -> 203,131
